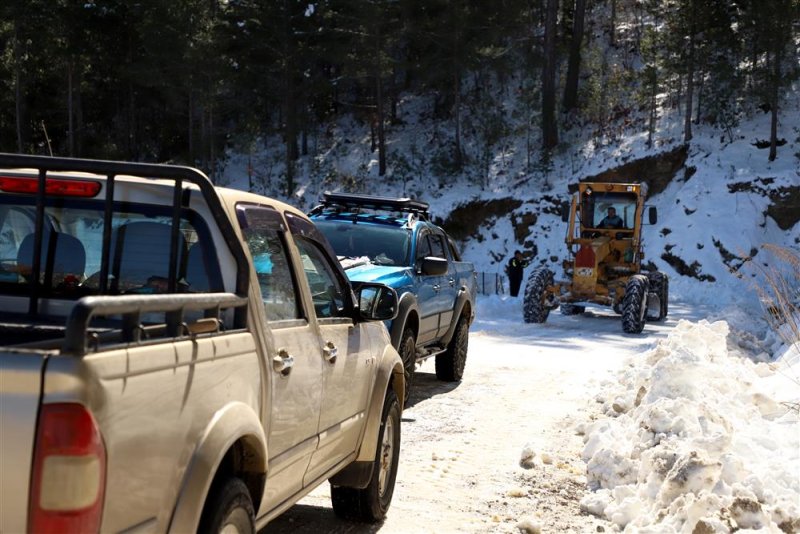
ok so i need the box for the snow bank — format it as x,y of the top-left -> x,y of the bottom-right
579,320 -> 800,533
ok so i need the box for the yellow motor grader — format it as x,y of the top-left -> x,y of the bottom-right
522,182 -> 668,333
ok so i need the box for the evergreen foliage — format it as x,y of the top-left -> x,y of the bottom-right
0,0 -> 797,177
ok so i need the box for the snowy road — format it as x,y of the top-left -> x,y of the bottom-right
265,299 -> 706,533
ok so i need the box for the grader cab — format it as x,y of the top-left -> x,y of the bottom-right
522,182 -> 668,333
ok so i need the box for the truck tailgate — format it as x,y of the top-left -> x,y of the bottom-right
0,351 -> 47,533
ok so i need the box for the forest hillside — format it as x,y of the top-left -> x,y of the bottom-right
2,0 -> 799,347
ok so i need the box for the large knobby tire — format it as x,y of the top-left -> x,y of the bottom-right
560,303 -> 585,315
523,268 -> 554,324
622,275 -> 649,334
436,315 -> 468,382
398,328 -> 417,405
646,272 -> 669,321
331,390 -> 401,522
198,477 -> 255,534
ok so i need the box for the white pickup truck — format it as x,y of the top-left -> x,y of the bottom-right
0,154 -> 405,533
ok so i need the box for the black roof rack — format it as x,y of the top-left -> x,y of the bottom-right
311,191 -> 430,218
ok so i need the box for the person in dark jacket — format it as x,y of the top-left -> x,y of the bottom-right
598,207 -> 624,229
506,250 -> 528,297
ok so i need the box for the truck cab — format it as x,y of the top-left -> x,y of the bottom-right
309,192 -> 476,401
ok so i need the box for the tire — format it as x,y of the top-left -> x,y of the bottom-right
331,390 -> 401,522
560,303 -> 585,315
646,272 -> 669,321
523,268 -> 554,324
198,477 -> 255,534
436,316 -> 468,382
622,275 -> 649,334
398,328 -> 417,405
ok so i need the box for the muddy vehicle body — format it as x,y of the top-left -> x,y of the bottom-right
523,182 -> 668,333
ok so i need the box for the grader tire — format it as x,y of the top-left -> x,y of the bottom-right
622,275 -> 649,334
646,272 -> 669,321
523,268 -> 554,324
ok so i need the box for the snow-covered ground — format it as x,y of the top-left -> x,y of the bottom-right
266,297 -> 799,533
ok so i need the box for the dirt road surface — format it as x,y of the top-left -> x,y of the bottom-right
265,301 -> 689,533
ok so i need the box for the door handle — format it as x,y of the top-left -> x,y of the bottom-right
273,349 -> 294,376
432,284 -> 441,292
323,341 -> 338,364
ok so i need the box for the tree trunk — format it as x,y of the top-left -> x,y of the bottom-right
127,33 -> 136,159
67,60 -> 74,157
377,77 -> 386,176
541,0 -> 559,150
188,88 -> 194,162
75,71 -> 84,155
648,75 -> 657,149
563,0 -> 586,112
14,20 -> 24,152
610,0 -> 616,47
452,6 -> 463,169
683,0 -> 696,143
694,68 -> 704,125
769,48 -> 781,161
209,95 -> 216,182
454,67 -> 462,167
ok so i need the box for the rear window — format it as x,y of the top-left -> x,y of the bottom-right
0,194 -> 222,299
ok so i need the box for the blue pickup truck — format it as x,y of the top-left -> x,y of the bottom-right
309,192 -> 476,400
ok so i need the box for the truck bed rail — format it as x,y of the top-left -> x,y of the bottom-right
63,293 -> 248,356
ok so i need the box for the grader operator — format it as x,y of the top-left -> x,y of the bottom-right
522,182 -> 668,333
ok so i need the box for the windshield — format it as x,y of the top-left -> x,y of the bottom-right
314,220 -> 411,266
581,192 -> 637,229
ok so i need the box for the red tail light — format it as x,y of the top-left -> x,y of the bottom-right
29,403 -> 106,534
0,176 -> 101,197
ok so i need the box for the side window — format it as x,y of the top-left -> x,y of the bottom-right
416,233 -> 431,262
446,237 -> 462,261
294,237 -> 348,320
238,206 -> 301,322
0,207 -> 35,282
429,234 -> 447,260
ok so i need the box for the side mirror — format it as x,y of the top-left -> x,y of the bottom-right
421,256 -> 448,276
356,283 -> 398,322
561,201 -> 570,222
648,206 -> 657,224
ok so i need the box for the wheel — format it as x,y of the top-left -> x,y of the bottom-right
560,303 -> 585,315
622,275 -> 649,334
436,315 -> 468,382
198,477 -> 255,534
331,390 -> 401,522
398,328 -> 417,405
646,272 -> 669,321
523,268 -> 554,323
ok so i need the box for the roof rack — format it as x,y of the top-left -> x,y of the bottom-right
310,191 -> 430,219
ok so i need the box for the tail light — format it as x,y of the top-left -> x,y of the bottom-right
29,403 -> 106,533
0,176 -> 101,197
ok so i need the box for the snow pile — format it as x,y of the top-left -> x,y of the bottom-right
579,320 -> 800,533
